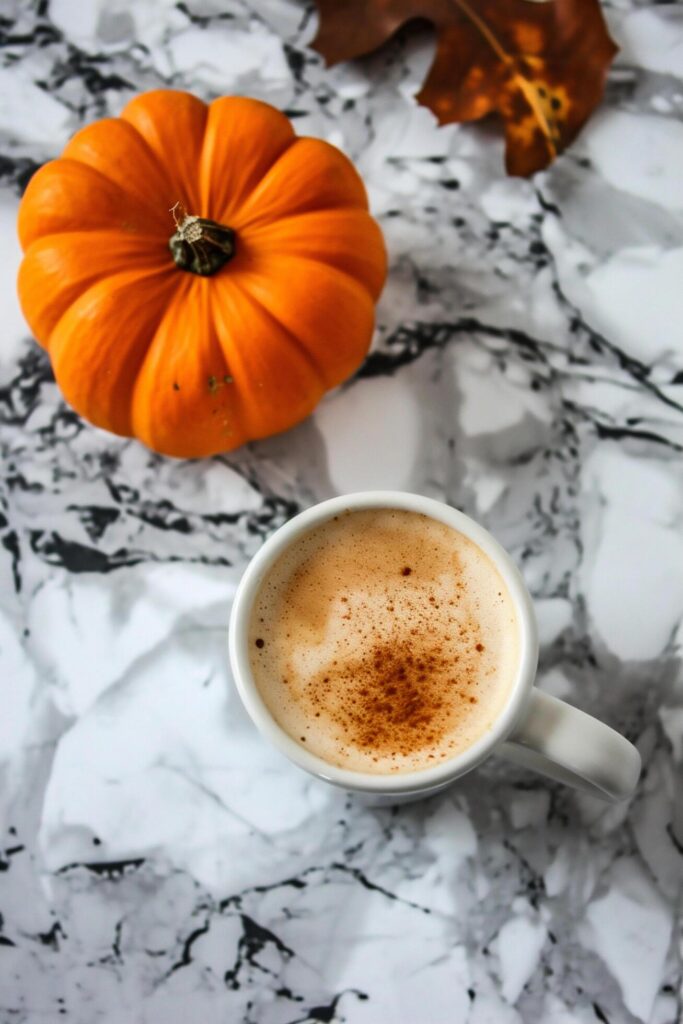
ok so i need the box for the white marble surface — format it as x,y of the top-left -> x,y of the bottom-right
1,1 -> 682,1022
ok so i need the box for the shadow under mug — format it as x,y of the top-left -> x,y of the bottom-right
229,491 -> 641,804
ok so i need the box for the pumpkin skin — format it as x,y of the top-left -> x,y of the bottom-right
17,90 -> 387,458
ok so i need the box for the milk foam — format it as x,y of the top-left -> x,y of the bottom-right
249,509 -> 519,774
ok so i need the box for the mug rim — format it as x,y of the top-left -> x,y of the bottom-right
228,491 -> 539,795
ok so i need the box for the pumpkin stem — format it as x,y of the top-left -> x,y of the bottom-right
169,202 -> 236,276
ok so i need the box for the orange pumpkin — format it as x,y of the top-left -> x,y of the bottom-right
17,90 -> 387,458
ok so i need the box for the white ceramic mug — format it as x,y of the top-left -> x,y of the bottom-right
229,491 -> 641,803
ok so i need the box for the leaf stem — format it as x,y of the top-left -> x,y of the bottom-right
447,0 -> 556,158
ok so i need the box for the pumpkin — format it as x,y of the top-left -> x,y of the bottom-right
17,90 -> 387,458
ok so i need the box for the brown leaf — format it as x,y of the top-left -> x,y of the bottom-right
312,0 -> 617,176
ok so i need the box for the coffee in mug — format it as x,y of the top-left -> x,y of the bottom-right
230,491 -> 641,803
248,509 -> 520,773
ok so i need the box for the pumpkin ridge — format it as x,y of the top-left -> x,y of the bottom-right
129,276 -> 241,454
246,252 -> 379,303
24,229 -> 169,255
227,255 -> 376,391
63,118 -> 180,218
47,264 -> 177,351
129,274 -> 199,413
17,159 -> 170,248
231,260 -> 374,391
240,209 -> 387,299
233,137 -> 369,231
121,90 -> 207,212
216,281 -> 329,391
71,151 -> 166,214
48,267 -> 179,436
208,279 -> 327,439
19,233 -> 174,341
199,96 -> 297,221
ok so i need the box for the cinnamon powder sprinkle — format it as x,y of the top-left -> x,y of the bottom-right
305,638 -> 478,756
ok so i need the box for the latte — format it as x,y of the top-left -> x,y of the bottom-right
248,509 -> 519,774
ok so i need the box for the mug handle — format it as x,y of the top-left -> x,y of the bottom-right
498,690 -> 641,801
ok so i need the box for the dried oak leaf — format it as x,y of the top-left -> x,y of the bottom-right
312,0 -> 617,176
